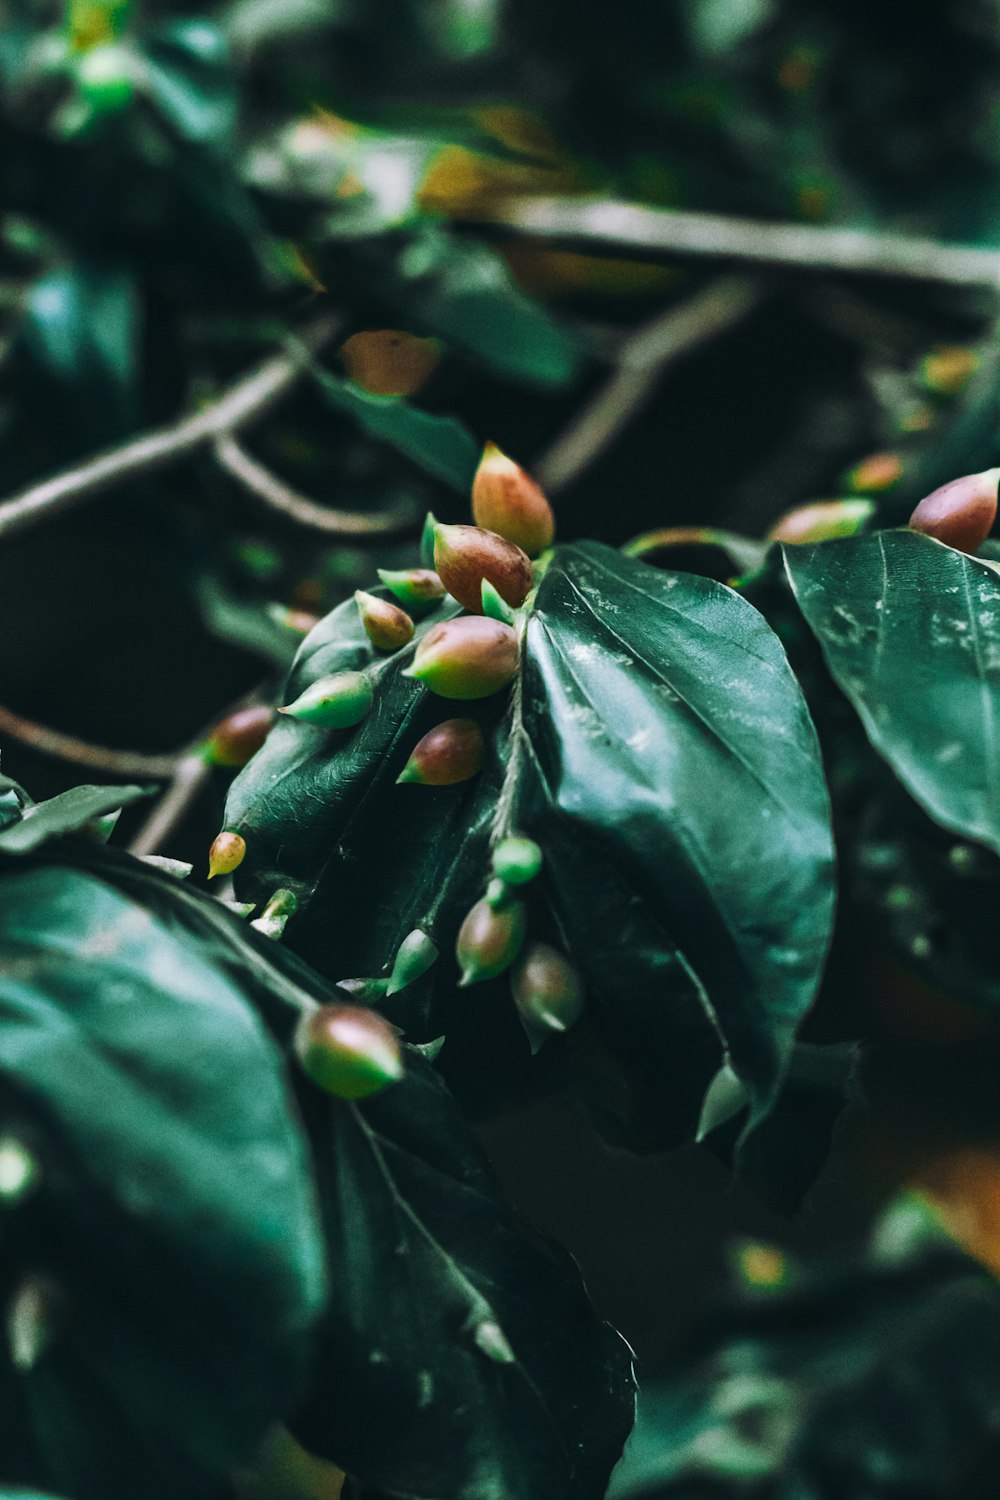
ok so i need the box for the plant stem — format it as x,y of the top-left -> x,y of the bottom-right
0,702 -> 178,778
213,433 -> 420,536
537,274 -> 765,492
0,310 -> 343,543
465,197 -> 1000,288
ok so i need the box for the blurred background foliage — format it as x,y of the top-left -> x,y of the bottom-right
6,0 -> 1000,1474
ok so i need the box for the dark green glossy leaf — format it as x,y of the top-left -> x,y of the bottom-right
519,544 -> 835,1132
785,529 -> 1000,854
0,863 -> 325,1500
290,1049 -> 636,1500
225,543 -> 834,1138
608,1200 -> 1000,1499
20,264 -> 139,446
0,784 -> 154,854
308,363 -> 479,491
143,21 -> 237,148
342,226 -> 583,387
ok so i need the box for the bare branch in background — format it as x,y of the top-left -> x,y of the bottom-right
538,275 -> 767,493
466,197 -> 1000,289
0,310 -> 343,543
213,433 -> 420,535
0,701 -> 178,778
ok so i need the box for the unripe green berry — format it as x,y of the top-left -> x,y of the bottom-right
433,522 -> 533,614
492,836 -> 542,886
908,468 -> 1000,554
355,590 -> 415,651
208,830 -> 246,880
405,616 -> 518,700
511,942 -> 584,1041
280,671 -> 373,728
295,1004 -> 403,1099
251,887 -> 298,940
386,928 -> 438,995
397,719 -> 484,786
75,43 -> 134,114
456,897 -> 526,986
472,441 -> 555,558
377,567 -> 446,613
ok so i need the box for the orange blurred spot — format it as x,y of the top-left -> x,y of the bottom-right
739,1244 -> 787,1287
923,346 -> 979,399
778,47 -> 819,93
500,242 -> 680,297
914,1151 -> 1000,1277
848,452 -> 903,494
339,330 -> 442,397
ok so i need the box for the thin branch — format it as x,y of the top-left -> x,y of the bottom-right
0,702 -> 178,778
213,433 -> 420,536
537,274 -> 766,492
466,197 -> 1000,289
0,310 -> 343,543
126,753 -> 212,859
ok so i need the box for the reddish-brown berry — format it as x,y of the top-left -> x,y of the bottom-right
203,705 -> 276,768
456,897 -> 526,985
355,590 -> 415,651
511,942 -> 584,1036
433,523 -> 533,614
472,442 -> 555,558
294,1004 -> 404,1099
908,468 -> 999,554
397,719 -> 485,786
405,616 -> 519,700
208,831 -> 246,880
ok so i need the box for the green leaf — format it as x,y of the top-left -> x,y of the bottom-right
0,863 -> 325,1499
142,21 -> 237,147
308,363 -> 479,491
784,529 -> 1000,854
289,1049 -> 636,1500
608,1201 -> 1000,1499
224,544 -> 835,1138
342,225 -> 583,387
519,544 -> 835,1132
0,784 -> 154,854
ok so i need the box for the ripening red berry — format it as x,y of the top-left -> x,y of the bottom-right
405,616 -> 519,700
472,442 -> 555,558
456,897 -> 526,985
433,523 -> 533,615
294,1004 -> 404,1099
208,831 -> 246,879
396,718 -> 485,786
355,590 -> 415,651
203,705 -> 276,768
908,469 -> 999,554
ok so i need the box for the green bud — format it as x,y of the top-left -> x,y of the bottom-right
472,1317 -> 516,1364
75,43 -> 134,115
337,976 -> 391,1003
208,830 -> 246,880
767,499 -> 874,545
511,942 -> 584,1047
377,567 -> 447,613
421,510 -> 438,568
251,887 -> 298,940
387,928 -> 438,995
484,877 -> 510,909
405,616 -> 519,700
294,1004 -> 404,1099
280,670 -> 373,729
456,897 -> 526,986
355,590 -> 415,651
139,855 -> 193,880
481,578 -> 515,625
75,808 -> 122,844
396,718 -> 484,786
492,836 -> 542,886
7,1276 -> 63,1371
433,522 -> 533,614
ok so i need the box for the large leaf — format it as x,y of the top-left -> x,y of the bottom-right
225,543 -> 835,1137
518,544 -> 835,1131
784,529 -> 1000,855
0,863 -> 325,1500
608,1200 -> 1000,1499
290,1049 -> 636,1500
